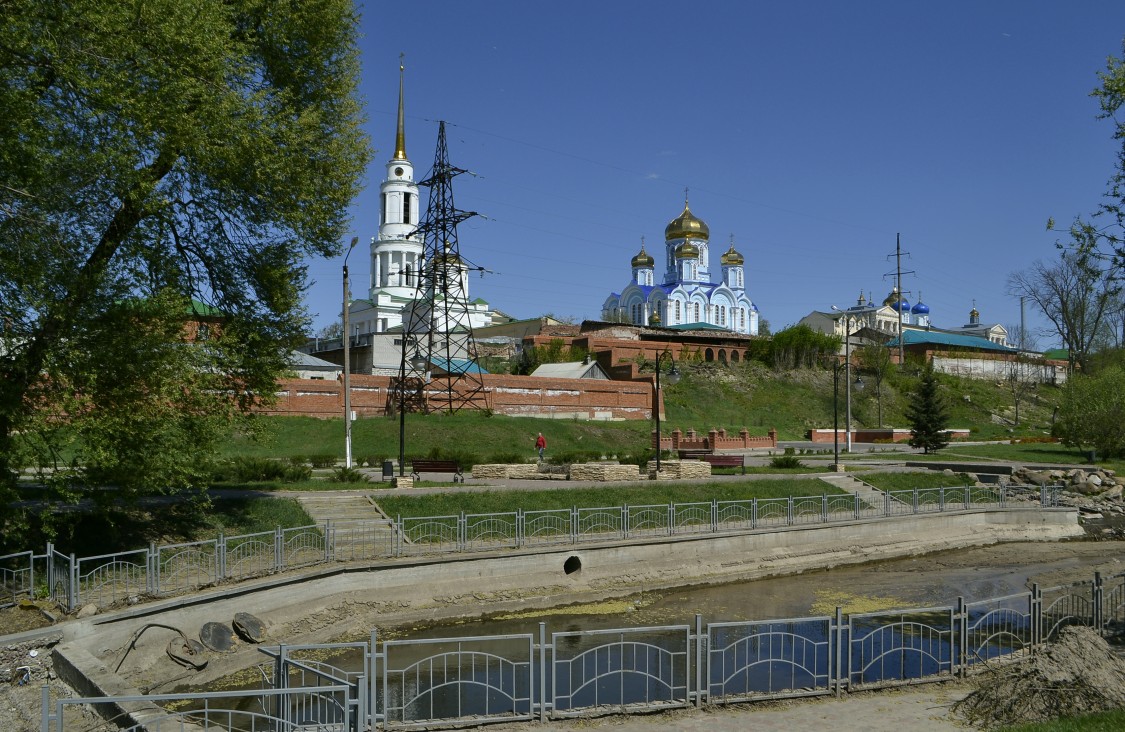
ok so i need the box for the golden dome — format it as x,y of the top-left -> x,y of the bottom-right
631,242 -> 654,268
882,287 -> 901,307
675,241 -> 700,259
433,241 -> 461,265
719,242 -> 744,266
970,307 -> 979,318
665,202 -> 709,242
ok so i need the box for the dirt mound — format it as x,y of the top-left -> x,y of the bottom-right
954,626 -> 1125,728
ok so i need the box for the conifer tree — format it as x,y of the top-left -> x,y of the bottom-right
906,363 -> 950,453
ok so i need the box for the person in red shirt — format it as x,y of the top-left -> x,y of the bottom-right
535,432 -> 546,461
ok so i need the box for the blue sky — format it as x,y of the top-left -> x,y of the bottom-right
304,1 -> 1125,346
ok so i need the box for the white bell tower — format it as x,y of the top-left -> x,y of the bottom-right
366,57 -> 423,332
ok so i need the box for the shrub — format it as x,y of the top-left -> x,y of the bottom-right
769,455 -> 805,469
309,454 -> 337,468
212,456 -> 310,483
329,466 -> 368,483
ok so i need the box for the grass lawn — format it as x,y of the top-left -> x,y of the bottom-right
860,472 -> 978,492
225,414 -> 655,464
1001,710 -> 1125,731
374,478 -> 846,518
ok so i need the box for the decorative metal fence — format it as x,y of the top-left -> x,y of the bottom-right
3,484 -> 1061,612
44,570 -> 1125,731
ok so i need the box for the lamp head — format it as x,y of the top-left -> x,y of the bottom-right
665,364 -> 682,385
853,375 -> 865,392
409,349 -> 427,372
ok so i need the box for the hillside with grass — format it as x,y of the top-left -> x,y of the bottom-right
662,360 -> 1061,441
233,361 -> 1062,465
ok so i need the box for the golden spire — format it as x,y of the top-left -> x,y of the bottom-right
394,53 -> 408,160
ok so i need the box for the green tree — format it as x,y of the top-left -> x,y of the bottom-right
0,0 -> 370,534
768,325 -> 839,370
906,363 -> 950,454
1054,367 -> 1125,459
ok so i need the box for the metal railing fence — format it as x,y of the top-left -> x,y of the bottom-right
43,569 -> 1125,731
3,484 -> 1060,612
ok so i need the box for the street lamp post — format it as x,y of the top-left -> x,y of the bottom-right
653,351 -> 681,473
341,237 -> 358,469
831,306 -> 863,454
832,361 -> 865,471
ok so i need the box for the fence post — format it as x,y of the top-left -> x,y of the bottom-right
751,498 -> 758,529
834,606 -> 844,697
821,494 -> 828,523
375,625 -> 384,728
694,613 -> 703,707
458,512 -> 467,552
274,527 -> 283,572
622,505 -> 630,540
955,596 -> 966,677
1031,583 -> 1042,648
787,496 -> 793,526
394,516 -> 402,558
938,487 -> 945,513
324,520 -> 332,563
668,503 -> 675,537
963,485 -> 970,510
148,542 -> 158,597
516,509 -> 524,549
571,506 -> 578,544
218,533 -> 227,580
854,492 -> 860,520
884,492 -> 890,517
46,542 -> 54,603
912,489 -> 919,514
539,622 -> 548,722
68,553 -> 77,612
711,499 -> 718,534
1094,572 -> 1104,634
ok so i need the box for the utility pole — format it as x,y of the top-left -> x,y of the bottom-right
885,233 -> 914,366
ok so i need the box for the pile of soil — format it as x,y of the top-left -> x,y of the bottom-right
954,626 -> 1125,728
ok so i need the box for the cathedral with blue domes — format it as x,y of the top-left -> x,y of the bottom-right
601,198 -> 760,335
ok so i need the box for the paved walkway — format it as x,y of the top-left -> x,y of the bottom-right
490,681 -> 973,731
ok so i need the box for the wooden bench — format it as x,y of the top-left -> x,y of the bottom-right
698,454 -> 746,474
410,459 -> 464,483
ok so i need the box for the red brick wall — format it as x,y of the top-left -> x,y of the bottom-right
258,373 -> 658,420
654,427 -> 778,452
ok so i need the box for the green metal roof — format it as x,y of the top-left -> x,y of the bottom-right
666,322 -> 731,332
189,299 -> 223,317
886,329 -> 1015,353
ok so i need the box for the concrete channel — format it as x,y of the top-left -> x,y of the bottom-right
30,503 -> 1081,729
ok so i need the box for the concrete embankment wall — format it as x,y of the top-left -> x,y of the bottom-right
53,508 -> 1080,707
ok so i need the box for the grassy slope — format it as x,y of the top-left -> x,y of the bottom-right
236,360 -> 1065,462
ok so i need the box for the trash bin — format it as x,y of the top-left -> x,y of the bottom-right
382,460 -> 394,481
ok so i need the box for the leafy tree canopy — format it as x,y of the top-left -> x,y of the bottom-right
0,0 -> 370,532
1054,367 -> 1125,459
